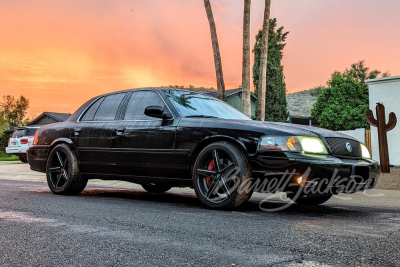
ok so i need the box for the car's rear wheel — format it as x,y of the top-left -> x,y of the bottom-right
18,155 -> 28,163
193,142 -> 253,209
141,183 -> 172,193
46,144 -> 87,195
288,194 -> 332,206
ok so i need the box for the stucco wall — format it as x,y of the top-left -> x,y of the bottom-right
366,75 -> 400,166
337,128 -> 365,144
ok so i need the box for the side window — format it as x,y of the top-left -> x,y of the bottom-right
80,97 -> 105,121
94,93 -> 127,121
124,91 -> 165,120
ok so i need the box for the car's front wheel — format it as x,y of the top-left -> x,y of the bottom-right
46,144 -> 87,195
141,183 -> 172,193
193,142 -> 253,209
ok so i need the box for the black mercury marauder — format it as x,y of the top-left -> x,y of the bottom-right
27,88 -> 380,209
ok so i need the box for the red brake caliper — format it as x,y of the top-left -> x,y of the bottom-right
206,160 -> 215,187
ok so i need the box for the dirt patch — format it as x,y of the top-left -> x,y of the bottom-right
375,167 -> 400,190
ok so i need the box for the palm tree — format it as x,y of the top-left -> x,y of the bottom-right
203,0 -> 226,101
241,0 -> 251,117
256,0 -> 271,121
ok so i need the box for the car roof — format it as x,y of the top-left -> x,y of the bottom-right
95,87 -> 212,98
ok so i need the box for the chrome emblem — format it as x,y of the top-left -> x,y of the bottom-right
346,142 -> 352,152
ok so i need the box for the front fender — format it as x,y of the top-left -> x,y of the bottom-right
197,135 -> 248,154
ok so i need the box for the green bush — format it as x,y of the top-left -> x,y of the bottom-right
311,75 -> 369,131
0,152 -> 19,161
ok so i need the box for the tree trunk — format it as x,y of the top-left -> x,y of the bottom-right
256,0 -> 271,121
242,0 -> 251,117
203,0 -> 226,101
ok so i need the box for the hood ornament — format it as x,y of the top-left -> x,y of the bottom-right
346,142 -> 352,153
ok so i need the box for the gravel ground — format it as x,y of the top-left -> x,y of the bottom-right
375,167 -> 400,190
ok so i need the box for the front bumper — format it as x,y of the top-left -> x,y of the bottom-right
250,151 -> 380,195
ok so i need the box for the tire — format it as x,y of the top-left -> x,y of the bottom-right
288,194 -> 332,206
142,183 -> 172,193
192,142 -> 253,209
18,155 -> 28,163
46,144 -> 87,195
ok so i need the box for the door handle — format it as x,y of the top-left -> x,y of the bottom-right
74,128 -> 82,136
113,127 -> 126,135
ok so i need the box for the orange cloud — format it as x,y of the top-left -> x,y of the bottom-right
0,0 -> 399,117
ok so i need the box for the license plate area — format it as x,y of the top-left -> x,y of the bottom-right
353,166 -> 370,183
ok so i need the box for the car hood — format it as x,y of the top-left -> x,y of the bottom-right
266,121 -> 357,140
183,118 -> 357,141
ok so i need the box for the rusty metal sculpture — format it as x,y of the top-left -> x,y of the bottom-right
366,103 -> 397,173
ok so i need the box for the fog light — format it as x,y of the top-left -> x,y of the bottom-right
297,176 -> 303,185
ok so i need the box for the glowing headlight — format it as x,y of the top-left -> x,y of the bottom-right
360,143 -> 371,159
297,136 -> 328,154
259,136 -> 328,155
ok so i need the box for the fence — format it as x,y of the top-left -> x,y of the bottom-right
365,129 -> 371,154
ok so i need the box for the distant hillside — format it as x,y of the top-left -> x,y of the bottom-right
286,88 -> 323,117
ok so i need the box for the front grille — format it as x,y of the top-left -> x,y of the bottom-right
325,137 -> 362,158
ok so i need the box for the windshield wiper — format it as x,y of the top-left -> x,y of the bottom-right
184,115 -> 218,118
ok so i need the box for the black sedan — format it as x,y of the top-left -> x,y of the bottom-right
27,88 -> 380,209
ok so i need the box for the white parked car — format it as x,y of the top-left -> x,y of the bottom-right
6,126 -> 39,163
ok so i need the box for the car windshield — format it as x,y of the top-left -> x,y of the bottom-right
165,90 -> 251,120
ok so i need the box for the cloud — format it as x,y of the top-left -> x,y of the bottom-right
0,0 -> 399,117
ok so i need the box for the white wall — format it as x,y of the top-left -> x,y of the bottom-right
337,128 -> 365,144
366,75 -> 400,166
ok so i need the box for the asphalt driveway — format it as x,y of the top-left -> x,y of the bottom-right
0,162 -> 399,266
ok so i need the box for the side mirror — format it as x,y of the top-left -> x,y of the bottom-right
144,105 -> 173,119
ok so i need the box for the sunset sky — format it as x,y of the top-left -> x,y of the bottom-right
1,0 -> 399,117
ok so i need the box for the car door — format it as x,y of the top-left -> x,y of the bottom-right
70,92 -> 127,174
110,90 -> 177,178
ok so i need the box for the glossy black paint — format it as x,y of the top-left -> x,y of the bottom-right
27,88 -> 380,192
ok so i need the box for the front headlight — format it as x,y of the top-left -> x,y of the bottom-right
297,136 -> 328,154
259,136 -> 328,155
360,143 -> 371,159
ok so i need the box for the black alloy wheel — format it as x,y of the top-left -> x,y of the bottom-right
193,142 -> 253,209
46,144 -> 87,195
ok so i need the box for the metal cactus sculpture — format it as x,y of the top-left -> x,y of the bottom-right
366,103 -> 397,173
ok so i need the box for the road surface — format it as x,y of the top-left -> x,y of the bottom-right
0,162 -> 399,266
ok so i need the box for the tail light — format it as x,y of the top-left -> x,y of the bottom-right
20,138 -> 29,144
33,131 -> 38,145
8,139 -> 10,145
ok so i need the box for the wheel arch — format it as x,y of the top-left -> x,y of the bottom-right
48,138 -> 78,160
189,135 -> 248,175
